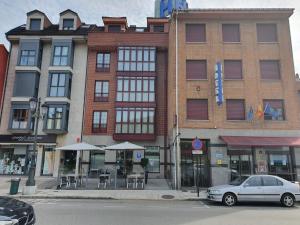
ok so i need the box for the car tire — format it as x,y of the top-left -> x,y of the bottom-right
222,192 -> 237,207
281,193 -> 295,207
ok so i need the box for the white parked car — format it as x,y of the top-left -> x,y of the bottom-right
207,175 -> 300,207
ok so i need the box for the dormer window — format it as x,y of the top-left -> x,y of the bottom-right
153,25 -> 164,32
63,19 -> 74,30
30,19 -> 41,30
108,25 -> 121,32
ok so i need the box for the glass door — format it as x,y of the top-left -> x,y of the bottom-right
230,155 -> 252,181
41,146 -> 55,176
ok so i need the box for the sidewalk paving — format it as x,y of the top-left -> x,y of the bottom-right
0,176 -> 207,201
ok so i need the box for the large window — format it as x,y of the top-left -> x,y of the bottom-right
117,47 -> 156,72
263,99 -> 285,121
30,19 -> 41,30
260,60 -> 280,79
95,81 -> 109,102
222,24 -> 240,42
186,60 -> 207,79
63,19 -> 74,30
96,53 -> 110,71
53,46 -> 69,66
46,107 -> 63,130
115,108 -> 155,134
186,24 -> 206,42
224,60 -> 243,79
257,24 -> 278,42
226,99 -> 245,120
11,109 -> 30,129
20,50 -> 36,66
186,99 -> 208,120
116,77 -> 155,102
92,111 -> 108,133
145,146 -> 160,173
49,73 -> 71,97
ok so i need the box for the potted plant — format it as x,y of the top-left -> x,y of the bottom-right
140,158 -> 149,184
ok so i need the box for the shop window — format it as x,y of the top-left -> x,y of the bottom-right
94,81 -> 109,102
30,19 -> 41,30
117,47 -> 156,72
144,146 -> 160,173
269,154 -> 290,175
186,99 -> 208,120
186,60 -> 207,79
263,99 -> 285,121
257,24 -> 278,42
226,99 -> 245,120
222,24 -> 240,42
224,60 -> 243,79
92,111 -> 108,133
115,108 -> 155,134
63,19 -> 74,30
260,60 -> 280,79
48,73 -> 72,98
186,24 -> 206,42
96,53 -> 110,72
0,148 -> 26,175
53,46 -> 69,66
116,77 -> 155,102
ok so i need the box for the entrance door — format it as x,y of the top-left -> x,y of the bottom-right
41,147 -> 55,176
230,155 -> 252,181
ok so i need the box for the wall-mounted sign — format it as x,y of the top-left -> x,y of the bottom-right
192,138 -> 203,150
215,62 -> 224,106
0,135 -> 56,144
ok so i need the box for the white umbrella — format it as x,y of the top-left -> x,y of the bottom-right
56,142 -> 104,176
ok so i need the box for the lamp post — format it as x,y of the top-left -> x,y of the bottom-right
25,97 -> 48,187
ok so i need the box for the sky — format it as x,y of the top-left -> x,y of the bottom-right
0,0 -> 299,72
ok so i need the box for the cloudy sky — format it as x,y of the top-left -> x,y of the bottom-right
0,0 -> 299,72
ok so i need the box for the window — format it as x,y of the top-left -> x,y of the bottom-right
13,72 -> 40,97
224,60 -> 243,79
46,107 -> 63,130
63,19 -> 74,30
116,77 -> 155,102
186,24 -> 206,42
108,25 -> 121,32
257,24 -> 278,42
226,99 -> 245,120
30,19 -> 41,30
262,176 -> 283,186
95,81 -> 109,102
11,109 -> 30,129
96,53 -> 110,71
222,24 -> 240,42
186,60 -> 207,79
245,176 -> 262,187
49,73 -> 71,97
186,99 -> 208,120
153,25 -> 164,32
20,50 -> 36,66
118,47 -> 156,72
263,99 -> 285,121
53,46 -> 69,66
145,146 -> 160,173
92,111 -> 108,133
260,60 -> 280,79
115,108 -> 155,134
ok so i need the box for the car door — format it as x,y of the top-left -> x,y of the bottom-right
238,176 -> 264,202
262,176 -> 284,202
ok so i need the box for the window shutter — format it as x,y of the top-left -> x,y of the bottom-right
222,24 -> 240,42
186,24 -> 206,42
187,99 -> 208,120
260,60 -> 280,79
257,24 -> 278,42
226,99 -> 245,120
186,60 -> 207,79
224,60 -> 242,79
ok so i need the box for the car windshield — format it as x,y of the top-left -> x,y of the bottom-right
229,176 -> 249,186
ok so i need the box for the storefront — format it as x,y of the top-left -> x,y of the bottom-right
0,135 -> 57,176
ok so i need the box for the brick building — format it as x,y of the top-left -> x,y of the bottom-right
82,17 -> 170,179
168,9 -> 300,188
0,44 -> 8,110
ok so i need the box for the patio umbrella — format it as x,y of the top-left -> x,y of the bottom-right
104,142 -> 145,189
56,142 -> 105,176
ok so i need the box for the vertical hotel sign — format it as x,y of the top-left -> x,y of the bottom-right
160,0 -> 188,17
215,62 -> 224,106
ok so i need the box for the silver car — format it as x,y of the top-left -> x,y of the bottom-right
207,175 -> 300,207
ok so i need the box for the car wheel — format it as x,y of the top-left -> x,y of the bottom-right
222,193 -> 237,207
281,194 -> 295,207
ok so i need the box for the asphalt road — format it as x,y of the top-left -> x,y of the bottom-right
25,199 -> 300,225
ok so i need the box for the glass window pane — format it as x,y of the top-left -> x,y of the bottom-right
129,93 -> 135,101
59,74 -> 66,86
101,112 -> 107,124
129,124 -> 135,133
144,49 -> 149,61
104,54 -> 110,64
60,57 -> 68,66
143,93 -> 149,102
124,80 -> 129,91
50,88 -> 57,97
62,47 -> 69,56
130,80 -> 135,91
149,111 -> 154,123
118,49 -> 124,61
136,93 -> 142,102
117,93 -> 123,101
51,74 -> 58,86
123,111 -> 128,122
136,111 -> 141,122
149,80 -> 155,91
148,125 -> 154,134
129,111 -> 135,122
130,62 -> 136,71
117,79 -> 123,91
136,80 -> 142,91
143,80 -> 149,91
93,112 -> 100,124
123,93 -> 129,101
54,47 -> 61,56
142,124 -> 148,133
53,57 -> 60,66
97,53 -> 103,64
131,49 -> 136,61
137,50 -> 143,61
124,62 -> 130,71
142,111 -> 148,123
143,62 -> 149,71
135,124 -> 141,133
57,87 -> 65,96
116,111 -> 122,122
116,124 -> 121,133
150,50 -> 155,61
149,93 -> 155,102
122,124 -> 128,133
149,63 -> 155,71
118,62 -> 123,71
103,82 -> 109,93
125,50 -> 130,60
137,62 -> 143,71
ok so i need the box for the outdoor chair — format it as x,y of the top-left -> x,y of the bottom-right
59,176 -> 68,188
126,177 -> 136,189
136,177 -> 144,189
98,176 -> 108,189
68,176 -> 78,189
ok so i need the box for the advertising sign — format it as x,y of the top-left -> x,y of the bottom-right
215,62 -> 224,106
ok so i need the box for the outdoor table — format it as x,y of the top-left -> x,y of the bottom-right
126,173 -> 145,189
65,173 -> 88,187
99,173 -> 111,185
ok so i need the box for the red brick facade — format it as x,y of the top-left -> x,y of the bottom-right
0,44 -> 8,108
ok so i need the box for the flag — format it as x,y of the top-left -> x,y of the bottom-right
255,104 -> 264,119
247,106 -> 254,121
264,103 -> 272,115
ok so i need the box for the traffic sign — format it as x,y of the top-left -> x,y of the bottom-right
192,138 -> 202,150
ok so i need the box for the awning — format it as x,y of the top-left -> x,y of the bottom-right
220,136 -> 300,147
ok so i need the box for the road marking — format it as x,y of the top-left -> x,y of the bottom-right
200,201 -> 210,209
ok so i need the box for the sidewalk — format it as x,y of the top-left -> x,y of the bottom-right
0,176 -> 207,201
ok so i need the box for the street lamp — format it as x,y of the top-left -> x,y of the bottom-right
25,97 -> 48,188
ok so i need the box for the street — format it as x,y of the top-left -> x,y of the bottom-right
25,199 -> 300,225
